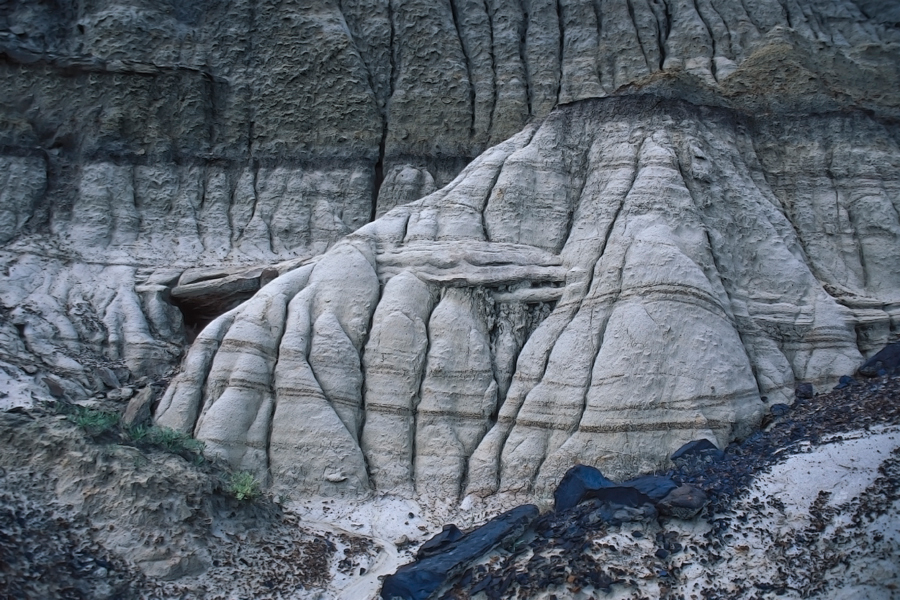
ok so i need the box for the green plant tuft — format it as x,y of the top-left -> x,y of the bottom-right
126,424 -> 150,443
69,406 -> 119,436
148,426 -> 205,455
125,424 -> 205,462
228,471 -> 261,502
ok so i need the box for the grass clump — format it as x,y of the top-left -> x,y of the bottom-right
125,424 -> 205,463
68,406 -> 120,437
148,426 -> 205,455
228,471 -> 261,502
126,424 -> 151,443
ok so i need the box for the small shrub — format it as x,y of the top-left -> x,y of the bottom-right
148,426 -> 205,456
125,425 -> 205,463
126,424 -> 150,443
69,406 -> 119,436
228,471 -> 261,502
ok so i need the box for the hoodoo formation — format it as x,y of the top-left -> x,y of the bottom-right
155,97 -> 894,503
1,0 -> 900,598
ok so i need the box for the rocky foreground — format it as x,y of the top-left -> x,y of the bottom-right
411,373 -> 900,600
378,359 -> 900,600
0,399 -> 378,600
2,357 -> 898,599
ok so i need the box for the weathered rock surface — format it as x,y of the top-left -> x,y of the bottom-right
2,0 -> 900,388
859,340 -> 900,376
0,406 -> 384,599
1,2 -> 899,598
2,0 -> 900,510
156,95 -> 900,504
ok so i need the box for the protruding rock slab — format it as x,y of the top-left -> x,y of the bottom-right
554,464 -> 616,512
122,387 -> 155,428
380,504 -> 539,600
859,342 -> 900,377
416,525 -> 464,560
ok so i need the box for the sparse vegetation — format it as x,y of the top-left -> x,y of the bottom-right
228,471 -> 261,502
57,399 -> 207,463
126,424 -> 206,463
149,426 -> 205,456
126,423 -> 151,443
68,405 -> 119,436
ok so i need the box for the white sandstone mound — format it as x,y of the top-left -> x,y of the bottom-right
155,97 -> 899,504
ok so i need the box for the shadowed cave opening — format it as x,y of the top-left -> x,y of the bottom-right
169,285 -> 263,344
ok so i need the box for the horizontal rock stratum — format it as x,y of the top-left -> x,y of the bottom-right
156,96 -> 900,502
1,0 -> 899,506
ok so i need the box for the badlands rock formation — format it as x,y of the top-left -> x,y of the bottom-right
2,0 -> 900,504
157,95 -> 900,503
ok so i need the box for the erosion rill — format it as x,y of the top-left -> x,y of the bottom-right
1,0 -> 899,598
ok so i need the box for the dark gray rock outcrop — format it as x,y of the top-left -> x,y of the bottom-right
554,464 -> 616,512
859,341 -> 900,377
380,504 -> 539,600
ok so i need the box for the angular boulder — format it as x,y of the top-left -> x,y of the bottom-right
122,387 -> 155,428
859,342 -> 900,377
795,382 -> 815,400
554,465 -> 616,512
670,439 -> 725,468
657,485 -> 709,519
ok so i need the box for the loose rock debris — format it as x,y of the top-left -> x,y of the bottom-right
0,407 -> 376,600
382,373 -> 900,600
1,375 -> 898,599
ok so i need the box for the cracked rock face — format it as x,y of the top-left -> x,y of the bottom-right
156,96 -> 900,503
2,0 -> 900,506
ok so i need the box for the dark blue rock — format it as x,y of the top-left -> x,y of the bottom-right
770,403 -> 791,417
834,375 -> 856,390
416,524 -> 464,560
670,439 -> 717,460
380,504 -> 539,600
670,439 -> 724,466
859,341 -> 900,377
795,382 -> 814,399
553,464 -> 616,512
580,493 -> 657,527
584,485 -> 653,508
621,475 -> 678,501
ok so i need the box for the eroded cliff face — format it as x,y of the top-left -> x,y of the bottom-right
1,0 -> 900,505
156,97 -> 900,505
